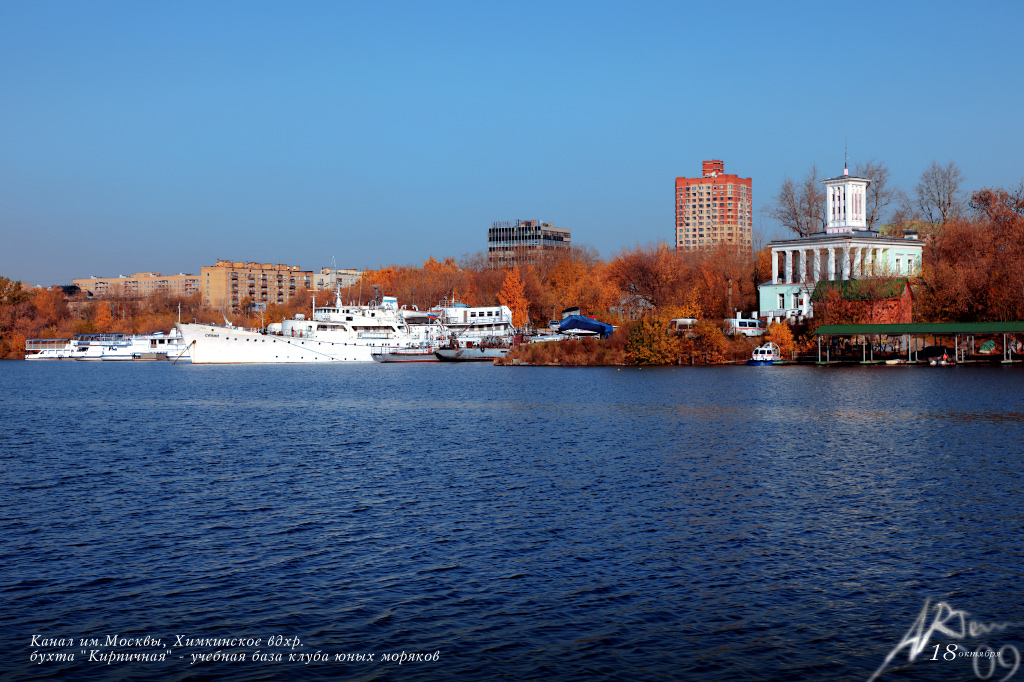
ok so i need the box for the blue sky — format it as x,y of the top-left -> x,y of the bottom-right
2,0 -> 1022,285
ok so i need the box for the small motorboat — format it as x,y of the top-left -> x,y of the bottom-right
922,345 -> 956,366
746,341 -> 783,365
929,354 -> 956,367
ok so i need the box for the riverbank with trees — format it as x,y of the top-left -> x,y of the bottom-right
3,182 -> 1021,363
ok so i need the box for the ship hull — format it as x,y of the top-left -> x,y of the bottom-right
434,347 -> 510,362
177,323 -> 393,364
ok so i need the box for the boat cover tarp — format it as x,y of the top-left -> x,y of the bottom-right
558,315 -> 615,339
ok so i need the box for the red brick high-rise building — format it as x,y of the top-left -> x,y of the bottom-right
675,160 -> 752,251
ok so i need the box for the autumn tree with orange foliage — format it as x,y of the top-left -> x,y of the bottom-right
764,321 -> 796,359
606,243 -> 683,317
357,246 -> 618,327
358,256 -> 494,311
607,242 -> 757,320
0,279 -> 212,358
916,184 -> 1024,322
0,277 -> 35,358
518,246 -> 617,323
681,245 -> 757,319
497,267 -> 529,328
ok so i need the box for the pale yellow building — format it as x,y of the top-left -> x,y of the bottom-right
201,260 -> 313,311
313,267 -> 363,290
74,272 -> 201,298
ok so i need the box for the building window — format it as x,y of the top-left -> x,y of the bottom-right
778,293 -> 785,309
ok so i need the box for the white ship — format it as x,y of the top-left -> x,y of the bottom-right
434,339 -> 513,362
429,299 -> 516,348
371,308 -> 447,362
25,330 -> 192,361
176,295 -> 447,364
426,299 -> 518,362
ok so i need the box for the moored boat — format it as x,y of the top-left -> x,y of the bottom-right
25,330 -> 191,361
24,338 -> 75,360
372,345 -> 440,363
177,294 -> 447,364
429,298 -> 516,348
434,336 -> 513,362
746,341 -> 783,366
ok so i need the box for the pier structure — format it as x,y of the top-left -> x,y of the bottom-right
813,322 -> 1024,364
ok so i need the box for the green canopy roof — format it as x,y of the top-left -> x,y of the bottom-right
815,322 -> 1024,336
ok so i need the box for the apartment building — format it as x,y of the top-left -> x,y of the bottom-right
675,160 -> 753,251
201,260 -> 313,311
73,272 -> 201,298
313,268 -> 363,291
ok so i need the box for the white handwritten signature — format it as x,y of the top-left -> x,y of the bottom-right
869,598 -> 1018,681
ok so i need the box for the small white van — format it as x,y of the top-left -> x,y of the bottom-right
670,318 -> 698,336
723,318 -> 766,337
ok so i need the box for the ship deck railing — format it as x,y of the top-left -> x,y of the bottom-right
26,339 -> 72,351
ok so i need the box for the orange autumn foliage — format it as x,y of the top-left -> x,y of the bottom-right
497,267 -> 529,328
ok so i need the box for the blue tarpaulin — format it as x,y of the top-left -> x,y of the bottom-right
557,315 -> 615,339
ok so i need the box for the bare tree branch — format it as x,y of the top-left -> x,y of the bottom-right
854,159 -> 899,230
915,160 -> 965,226
769,165 -> 826,238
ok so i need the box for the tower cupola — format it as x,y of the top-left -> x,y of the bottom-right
822,167 -> 870,233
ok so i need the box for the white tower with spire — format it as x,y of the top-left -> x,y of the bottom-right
758,145 -> 924,322
822,161 -> 870,233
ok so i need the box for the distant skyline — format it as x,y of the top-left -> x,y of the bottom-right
3,0 -> 1023,286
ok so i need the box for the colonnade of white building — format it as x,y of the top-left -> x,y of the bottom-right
773,245 -> 915,284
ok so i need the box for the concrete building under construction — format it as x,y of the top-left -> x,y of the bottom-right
487,219 -> 571,266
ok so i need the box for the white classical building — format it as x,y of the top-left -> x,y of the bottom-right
758,167 -> 924,321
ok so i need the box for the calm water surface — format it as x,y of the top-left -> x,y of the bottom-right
1,361 -> 1023,682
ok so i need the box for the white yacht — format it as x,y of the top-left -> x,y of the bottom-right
25,330 -> 192,361
176,295 -> 444,364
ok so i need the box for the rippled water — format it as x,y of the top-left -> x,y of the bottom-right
2,361 -> 1023,681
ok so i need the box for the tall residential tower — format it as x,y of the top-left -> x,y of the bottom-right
675,160 -> 753,251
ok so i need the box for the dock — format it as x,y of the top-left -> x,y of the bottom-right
813,322 -> 1024,365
